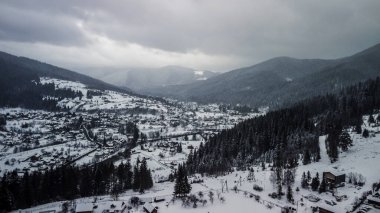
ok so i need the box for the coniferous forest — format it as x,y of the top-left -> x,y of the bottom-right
0,59 -> 83,111
187,77 -> 380,175
0,159 -> 154,211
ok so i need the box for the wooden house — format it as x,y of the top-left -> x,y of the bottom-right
143,203 -> 158,213
322,172 -> 345,187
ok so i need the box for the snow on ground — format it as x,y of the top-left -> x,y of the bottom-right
40,77 -> 163,112
156,191 -> 280,213
10,114 -> 380,213
8,78 -> 380,213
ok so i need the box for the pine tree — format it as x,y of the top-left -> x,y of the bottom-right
174,164 -> 191,197
311,174 -> 320,191
316,150 -> 321,162
275,167 -> 283,199
124,161 -> 133,190
368,114 -> 375,124
327,131 -> 339,162
139,159 -> 148,193
0,115 -> 6,126
362,129 -> 369,138
286,185 -> 293,202
307,171 -> 311,182
283,168 -> 295,187
339,130 -> 352,151
301,172 -> 308,189
355,117 -> 362,134
177,144 -> 182,153
21,171 -> 32,208
303,150 -> 311,165
319,179 -> 327,193
132,165 -> 140,192
146,169 -> 154,189
0,184 -> 13,211
208,191 -> 214,204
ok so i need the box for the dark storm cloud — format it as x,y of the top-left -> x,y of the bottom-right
0,1 -> 87,46
0,0 -> 379,73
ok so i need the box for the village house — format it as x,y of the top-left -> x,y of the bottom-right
142,202 -> 158,213
322,172 -> 345,188
102,202 -> 127,213
75,203 -> 93,213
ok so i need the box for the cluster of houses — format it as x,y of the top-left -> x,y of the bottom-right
0,94 -> 258,176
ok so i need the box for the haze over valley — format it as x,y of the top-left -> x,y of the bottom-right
1,1 -> 380,213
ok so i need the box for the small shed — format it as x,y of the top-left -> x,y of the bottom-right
143,203 -> 158,213
75,203 -> 93,213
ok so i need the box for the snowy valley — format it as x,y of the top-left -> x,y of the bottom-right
0,76 -> 380,213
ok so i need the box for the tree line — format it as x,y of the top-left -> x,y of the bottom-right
0,158 -> 153,211
187,77 -> 380,175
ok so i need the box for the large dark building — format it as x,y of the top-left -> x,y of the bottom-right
322,172 -> 345,187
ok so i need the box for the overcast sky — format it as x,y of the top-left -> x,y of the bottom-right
0,0 -> 380,74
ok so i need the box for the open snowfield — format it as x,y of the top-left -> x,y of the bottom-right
40,77 -> 164,112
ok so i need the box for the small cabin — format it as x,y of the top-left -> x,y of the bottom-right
75,203 -> 93,213
322,172 -> 345,187
143,203 -> 158,213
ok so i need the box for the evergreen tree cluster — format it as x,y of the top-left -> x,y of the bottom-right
174,164 -> 192,197
86,90 -> 103,99
301,171 -> 325,193
0,160 -> 153,211
187,77 -> 380,175
132,158 -> 154,193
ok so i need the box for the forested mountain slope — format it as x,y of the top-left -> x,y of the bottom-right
186,76 -> 380,175
0,51 -> 133,110
144,43 -> 380,109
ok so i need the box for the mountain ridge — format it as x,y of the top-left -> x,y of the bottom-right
141,42 -> 380,109
0,51 -> 133,94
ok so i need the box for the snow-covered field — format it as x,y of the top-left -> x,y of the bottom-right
41,77 -> 158,112
13,113 -> 380,213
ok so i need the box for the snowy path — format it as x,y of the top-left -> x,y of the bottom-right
319,135 -> 329,163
